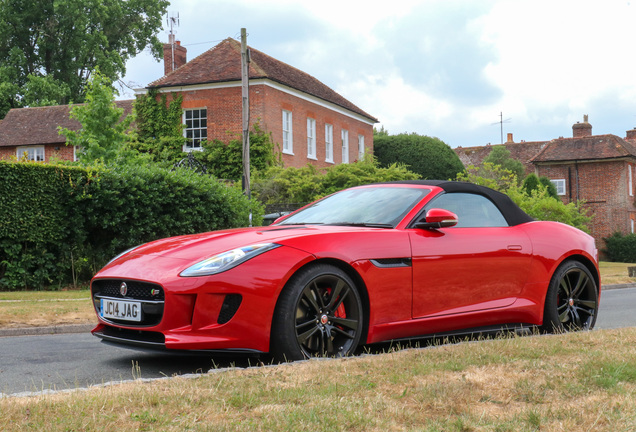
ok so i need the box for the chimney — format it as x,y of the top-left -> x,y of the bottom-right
572,114 -> 592,138
163,35 -> 187,75
506,133 -> 514,143
626,128 -> 636,141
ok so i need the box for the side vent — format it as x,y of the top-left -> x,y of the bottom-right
218,294 -> 243,324
370,258 -> 412,268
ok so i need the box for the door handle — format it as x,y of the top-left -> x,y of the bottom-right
507,245 -> 522,251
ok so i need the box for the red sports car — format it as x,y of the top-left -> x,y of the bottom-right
91,181 -> 600,361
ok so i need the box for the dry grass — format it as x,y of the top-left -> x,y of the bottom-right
1,328 -> 634,431
599,261 -> 636,286
0,289 -> 95,328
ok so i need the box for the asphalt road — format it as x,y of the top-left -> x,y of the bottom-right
1,286 -> 634,397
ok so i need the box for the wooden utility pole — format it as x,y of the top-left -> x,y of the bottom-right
241,28 -> 252,225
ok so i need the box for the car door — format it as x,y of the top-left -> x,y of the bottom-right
409,192 -> 533,318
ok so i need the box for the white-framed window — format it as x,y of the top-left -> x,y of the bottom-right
183,108 -> 207,152
325,124 -> 334,163
341,129 -> 349,164
632,218 -> 635,234
17,146 -> 45,162
629,164 -> 634,197
307,118 -> 316,160
551,179 -> 566,196
282,110 -> 293,154
358,134 -> 365,159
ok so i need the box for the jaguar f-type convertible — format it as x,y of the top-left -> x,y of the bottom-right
91,180 -> 600,360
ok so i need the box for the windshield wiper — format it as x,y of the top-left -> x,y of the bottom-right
277,222 -> 325,226
328,222 -> 393,228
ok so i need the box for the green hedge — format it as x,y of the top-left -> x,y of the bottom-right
604,232 -> 636,263
0,161 -> 259,290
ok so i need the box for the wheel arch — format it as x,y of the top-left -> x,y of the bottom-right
269,257 -> 371,352
557,253 -> 600,294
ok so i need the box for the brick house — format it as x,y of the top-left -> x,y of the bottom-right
142,36 -> 378,168
0,37 -> 376,167
0,101 -> 133,162
455,116 -> 636,249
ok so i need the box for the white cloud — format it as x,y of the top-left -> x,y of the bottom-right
121,0 -> 636,147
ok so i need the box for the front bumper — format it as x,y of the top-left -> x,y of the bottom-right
90,245 -> 315,353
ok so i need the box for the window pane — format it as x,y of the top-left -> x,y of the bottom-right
427,193 -> 508,228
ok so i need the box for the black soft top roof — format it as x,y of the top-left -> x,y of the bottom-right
376,180 -> 534,226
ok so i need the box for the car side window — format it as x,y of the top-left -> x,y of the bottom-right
427,193 -> 508,228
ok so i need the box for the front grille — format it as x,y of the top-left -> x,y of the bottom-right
92,279 -> 164,300
92,278 -> 165,327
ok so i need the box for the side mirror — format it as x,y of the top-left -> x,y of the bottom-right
414,208 -> 458,229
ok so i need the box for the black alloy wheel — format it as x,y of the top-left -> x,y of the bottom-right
542,260 -> 598,333
271,264 -> 364,362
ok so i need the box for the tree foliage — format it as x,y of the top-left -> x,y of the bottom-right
482,145 -> 525,181
126,90 -> 187,165
456,162 -> 519,192
373,132 -> 465,180
58,71 -> 132,165
253,156 -> 419,206
522,173 -> 558,199
0,0 -> 168,117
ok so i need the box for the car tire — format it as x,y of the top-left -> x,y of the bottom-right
541,260 -> 598,333
270,263 -> 364,362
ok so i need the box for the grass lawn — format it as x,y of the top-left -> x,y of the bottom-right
1,328 -> 634,431
0,288 -> 94,328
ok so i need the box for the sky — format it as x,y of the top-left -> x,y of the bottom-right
119,0 -> 636,149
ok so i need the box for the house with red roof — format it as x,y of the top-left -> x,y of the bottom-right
0,37 -> 377,168
0,101 -> 133,162
147,36 -> 378,168
455,116 -> 636,249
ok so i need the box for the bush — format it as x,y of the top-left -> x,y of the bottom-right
252,156 -> 419,206
604,232 -> 636,263
0,162 -> 90,290
0,161 -> 259,290
374,132 -> 464,180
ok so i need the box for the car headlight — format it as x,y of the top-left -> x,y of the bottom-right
180,243 -> 281,277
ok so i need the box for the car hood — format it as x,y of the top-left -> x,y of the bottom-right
97,224 -> 412,281
118,225 -> 319,262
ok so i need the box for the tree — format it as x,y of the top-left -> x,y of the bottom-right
252,156 -> 419,206
482,145 -> 525,181
195,125 -> 278,181
373,132 -> 465,180
523,173 -> 558,199
0,0 -> 168,118
59,71 -> 132,165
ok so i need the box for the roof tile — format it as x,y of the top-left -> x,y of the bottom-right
148,38 -> 377,122
0,100 -> 133,147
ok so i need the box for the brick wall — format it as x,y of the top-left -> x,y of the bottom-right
537,160 -> 636,249
0,144 -> 75,162
259,84 -> 374,169
171,83 -> 374,169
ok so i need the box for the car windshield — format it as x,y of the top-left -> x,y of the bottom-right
277,186 -> 430,227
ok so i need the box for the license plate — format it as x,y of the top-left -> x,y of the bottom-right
100,298 -> 142,322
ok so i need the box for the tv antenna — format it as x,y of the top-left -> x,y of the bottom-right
491,111 -> 511,144
166,11 -> 180,71
167,11 -> 180,38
